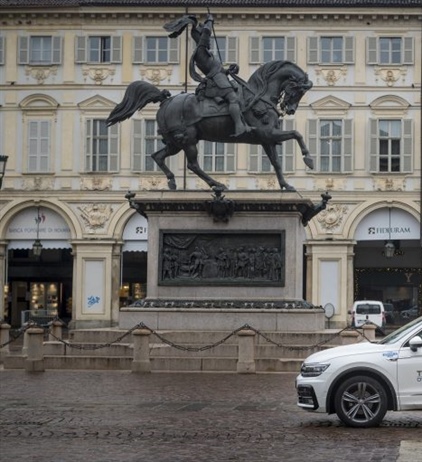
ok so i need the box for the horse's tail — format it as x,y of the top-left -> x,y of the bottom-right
107,81 -> 171,126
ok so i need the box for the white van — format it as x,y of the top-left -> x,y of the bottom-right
349,300 -> 386,328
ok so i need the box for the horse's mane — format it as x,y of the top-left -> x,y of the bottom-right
247,60 -> 307,100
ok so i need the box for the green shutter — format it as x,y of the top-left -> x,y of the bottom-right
403,37 -> 413,64
85,119 -> 92,171
307,37 -> 319,64
168,37 -> 179,63
286,37 -> 295,62
343,119 -> 353,172
344,36 -> 354,64
283,119 -> 294,172
249,145 -> 258,172
367,37 -> 377,64
249,36 -> 260,64
307,119 -> 318,171
369,119 -> 378,172
111,36 -> 122,63
402,119 -> 412,172
227,37 -> 237,64
52,36 -> 62,64
0,37 -> 5,65
133,36 -> 143,63
108,123 -> 119,172
75,36 -> 87,63
226,143 -> 235,172
132,120 -> 143,171
18,36 -> 29,64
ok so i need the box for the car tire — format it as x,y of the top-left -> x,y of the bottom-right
334,375 -> 388,428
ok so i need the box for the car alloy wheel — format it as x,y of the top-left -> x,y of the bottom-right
334,375 -> 388,427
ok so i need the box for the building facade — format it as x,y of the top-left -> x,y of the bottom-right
0,0 -> 420,328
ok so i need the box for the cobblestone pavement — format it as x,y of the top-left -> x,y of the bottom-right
0,370 -> 421,462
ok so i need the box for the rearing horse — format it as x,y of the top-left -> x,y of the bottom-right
107,60 -> 314,191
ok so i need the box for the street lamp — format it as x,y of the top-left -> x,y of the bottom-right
0,155 -> 8,189
32,206 -> 43,257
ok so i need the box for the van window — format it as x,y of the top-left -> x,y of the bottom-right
356,304 -> 381,315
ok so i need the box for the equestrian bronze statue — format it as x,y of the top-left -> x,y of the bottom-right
107,14 -> 314,191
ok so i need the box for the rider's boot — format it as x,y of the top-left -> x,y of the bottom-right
229,102 -> 254,137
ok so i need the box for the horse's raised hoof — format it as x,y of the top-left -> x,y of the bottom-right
282,184 -> 296,192
168,178 -> 177,190
212,184 -> 228,193
303,155 -> 314,170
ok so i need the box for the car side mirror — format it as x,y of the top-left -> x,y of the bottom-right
409,335 -> 422,352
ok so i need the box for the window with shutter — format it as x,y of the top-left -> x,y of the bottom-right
133,37 -> 143,64
28,120 -> 51,172
144,119 -> 165,172
85,119 -> 119,172
20,36 -> 61,65
146,36 -> 177,64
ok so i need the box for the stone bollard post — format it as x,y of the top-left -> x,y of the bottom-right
25,327 -> 45,372
48,319 -> 64,342
0,322 -> 11,361
362,324 -> 377,342
340,329 -> 360,345
237,329 -> 256,374
132,328 -> 151,373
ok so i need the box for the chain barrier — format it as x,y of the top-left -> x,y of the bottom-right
0,319 -> 372,352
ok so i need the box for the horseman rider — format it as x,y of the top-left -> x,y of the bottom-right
190,14 -> 254,137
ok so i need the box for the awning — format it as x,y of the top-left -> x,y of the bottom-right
7,239 -> 71,250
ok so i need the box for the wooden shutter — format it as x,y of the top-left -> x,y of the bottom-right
52,36 -> 62,64
343,119 -> 353,172
249,145 -> 259,172
367,37 -> 378,64
108,122 -> 119,172
286,37 -> 295,62
75,36 -> 87,63
402,119 -> 412,172
0,37 -> 4,65
226,143 -> 235,172
111,36 -> 122,63
403,37 -> 414,64
283,119 -> 295,172
227,37 -> 237,64
132,119 -> 143,171
168,37 -> 179,63
133,36 -> 143,63
249,36 -> 260,64
344,36 -> 354,64
369,119 -> 378,172
307,37 -> 319,64
85,119 -> 93,171
18,36 -> 29,64
307,119 -> 318,170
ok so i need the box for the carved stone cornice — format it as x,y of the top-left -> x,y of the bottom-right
374,66 -> 407,87
82,65 -> 116,85
314,66 -> 347,86
25,65 -> 58,84
316,203 -> 349,231
139,66 -> 173,85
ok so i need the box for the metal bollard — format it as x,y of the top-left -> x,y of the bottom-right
362,323 -> 377,342
237,329 -> 256,374
25,327 -> 45,372
131,328 -> 151,373
48,319 -> 64,342
0,322 -> 11,361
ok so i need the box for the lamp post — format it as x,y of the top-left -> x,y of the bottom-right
0,155 -> 8,189
32,207 -> 43,257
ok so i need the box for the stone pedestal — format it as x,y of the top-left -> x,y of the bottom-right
121,190 -> 326,331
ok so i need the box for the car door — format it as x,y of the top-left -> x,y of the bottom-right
397,328 -> 422,409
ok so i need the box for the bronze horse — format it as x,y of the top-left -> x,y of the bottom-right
107,60 -> 314,191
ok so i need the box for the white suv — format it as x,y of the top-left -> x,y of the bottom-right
296,316 -> 422,427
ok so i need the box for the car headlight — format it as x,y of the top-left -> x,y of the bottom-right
300,362 -> 330,377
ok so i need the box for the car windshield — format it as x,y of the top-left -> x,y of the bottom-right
378,316 -> 422,345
